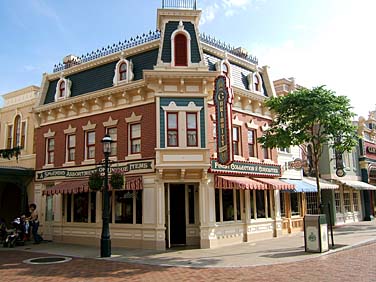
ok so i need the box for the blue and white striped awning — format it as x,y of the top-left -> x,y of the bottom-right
281,179 -> 317,193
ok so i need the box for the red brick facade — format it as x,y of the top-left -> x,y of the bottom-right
36,103 -> 156,169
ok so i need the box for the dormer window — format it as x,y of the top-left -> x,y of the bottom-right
175,34 -> 188,66
119,62 -> 127,81
215,58 -> 232,83
171,21 -> 191,67
254,75 -> 260,92
247,72 -> 264,94
54,76 -> 71,101
59,81 -> 66,98
113,57 -> 134,85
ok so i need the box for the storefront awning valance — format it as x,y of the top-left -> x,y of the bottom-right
281,179 -> 317,192
337,180 -> 376,190
302,177 -> 339,190
215,176 -> 267,190
253,178 -> 295,190
125,176 -> 143,190
43,179 -> 89,196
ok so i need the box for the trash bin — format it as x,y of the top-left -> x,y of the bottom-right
304,214 -> 329,253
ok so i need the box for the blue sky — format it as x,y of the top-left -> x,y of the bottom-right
1,0 -> 375,117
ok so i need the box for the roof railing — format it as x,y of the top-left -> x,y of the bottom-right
162,0 -> 197,10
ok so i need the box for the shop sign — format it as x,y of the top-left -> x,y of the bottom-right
210,160 -> 281,177
213,75 -> 233,165
288,158 -> 303,170
36,160 -> 154,180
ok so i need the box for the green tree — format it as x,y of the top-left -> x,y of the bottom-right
258,85 -> 358,212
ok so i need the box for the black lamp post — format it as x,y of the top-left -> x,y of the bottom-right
100,134 -> 113,257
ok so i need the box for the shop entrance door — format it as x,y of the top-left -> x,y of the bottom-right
169,184 -> 186,246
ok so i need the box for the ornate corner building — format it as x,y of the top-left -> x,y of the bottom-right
5,1 -> 299,250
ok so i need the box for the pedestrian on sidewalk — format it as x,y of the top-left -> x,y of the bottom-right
28,203 -> 43,244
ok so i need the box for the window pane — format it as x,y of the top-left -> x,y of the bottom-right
88,146 -> 95,159
131,139 -> 141,153
67,195 -> 72,222
136,191 -> 142,224
168,113 -> 177,128
256,190 -> 266,218
280,192 -> 286,217
236,190 -> 241,221
168,131 -> 178,146
187,113 -> 196,129
87,131 -> 95,145
68,135 -> 75,147
131,124 -> 141,138
48,139 -> 55,150
115,191 -> 133,224
73,193 -> 89,222
291,193 -> 300,216
90,192 -> 96,223
247,130 -> 254,144
215,189 -> 220,222
222,189 -> 234,221
233,127 -> 239,141
108,128 -> 117,141
187,131 -> 197,146
250,191 -> 254,219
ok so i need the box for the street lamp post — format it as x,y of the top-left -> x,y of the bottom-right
100,134 -> 113,257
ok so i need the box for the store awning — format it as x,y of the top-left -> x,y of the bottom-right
281,179 -> 317,193
302,177 -> 339,190
215,176 -> 267,190
43,179 -> 89,196
125,176 -> 143,190
253,178 -> 295,190
337,180 -> 376,190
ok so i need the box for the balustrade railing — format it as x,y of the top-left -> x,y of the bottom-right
162,0 -> 197,10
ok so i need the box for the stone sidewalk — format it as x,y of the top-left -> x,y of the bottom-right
2,220 -> 376,268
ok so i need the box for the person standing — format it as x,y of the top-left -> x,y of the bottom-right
29,203 -> 43,244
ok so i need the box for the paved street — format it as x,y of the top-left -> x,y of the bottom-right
1,221 -> 376,281
0,241 -> 375,282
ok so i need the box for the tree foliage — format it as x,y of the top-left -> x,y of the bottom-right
258,85 -> 358,209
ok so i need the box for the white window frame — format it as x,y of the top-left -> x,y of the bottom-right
170,21 -> 191,67
54,76 -> 72,101
113,56 -> 134,86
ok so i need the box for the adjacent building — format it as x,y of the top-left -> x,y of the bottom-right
0,86 -> 39,224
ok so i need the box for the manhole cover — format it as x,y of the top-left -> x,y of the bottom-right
23,256 -> 72,265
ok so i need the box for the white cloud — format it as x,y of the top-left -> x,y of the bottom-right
200,0 -> 253,25
23,65 -> 38,72
29,0 -> 66,34
254,1 -> 376,118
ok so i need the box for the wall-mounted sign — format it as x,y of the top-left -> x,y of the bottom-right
367,146 -> 376,154
213,75 -> 233,165
210,160 -> 281,177
36,160 -> 154,181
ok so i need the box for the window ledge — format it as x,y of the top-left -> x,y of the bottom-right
42,164 -> 54,169
109,156 -> 118,162
63,161 -> 76,167
81,159 -> 95,165
125,154 -> 142,161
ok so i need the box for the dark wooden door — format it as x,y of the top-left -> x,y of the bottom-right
170,184 -> 186,245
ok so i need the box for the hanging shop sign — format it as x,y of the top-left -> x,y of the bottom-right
366,146 -> 376,155
210,159 -> 281,177
36,159 -> 154,180
213,75 -> 234,165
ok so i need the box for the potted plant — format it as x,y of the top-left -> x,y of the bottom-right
88,170 -> 103,191
110,169 -> 124,190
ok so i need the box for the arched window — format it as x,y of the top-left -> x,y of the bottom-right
174,34 -> 188,66
14,115 -> 21,147
59,81 -> 66,97
119,62 -> 127,81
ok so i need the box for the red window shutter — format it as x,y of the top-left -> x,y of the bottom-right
174,34 -> 188,66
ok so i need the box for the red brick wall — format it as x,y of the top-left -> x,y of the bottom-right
208,105 -> 278,163
36,103 -> 156,169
